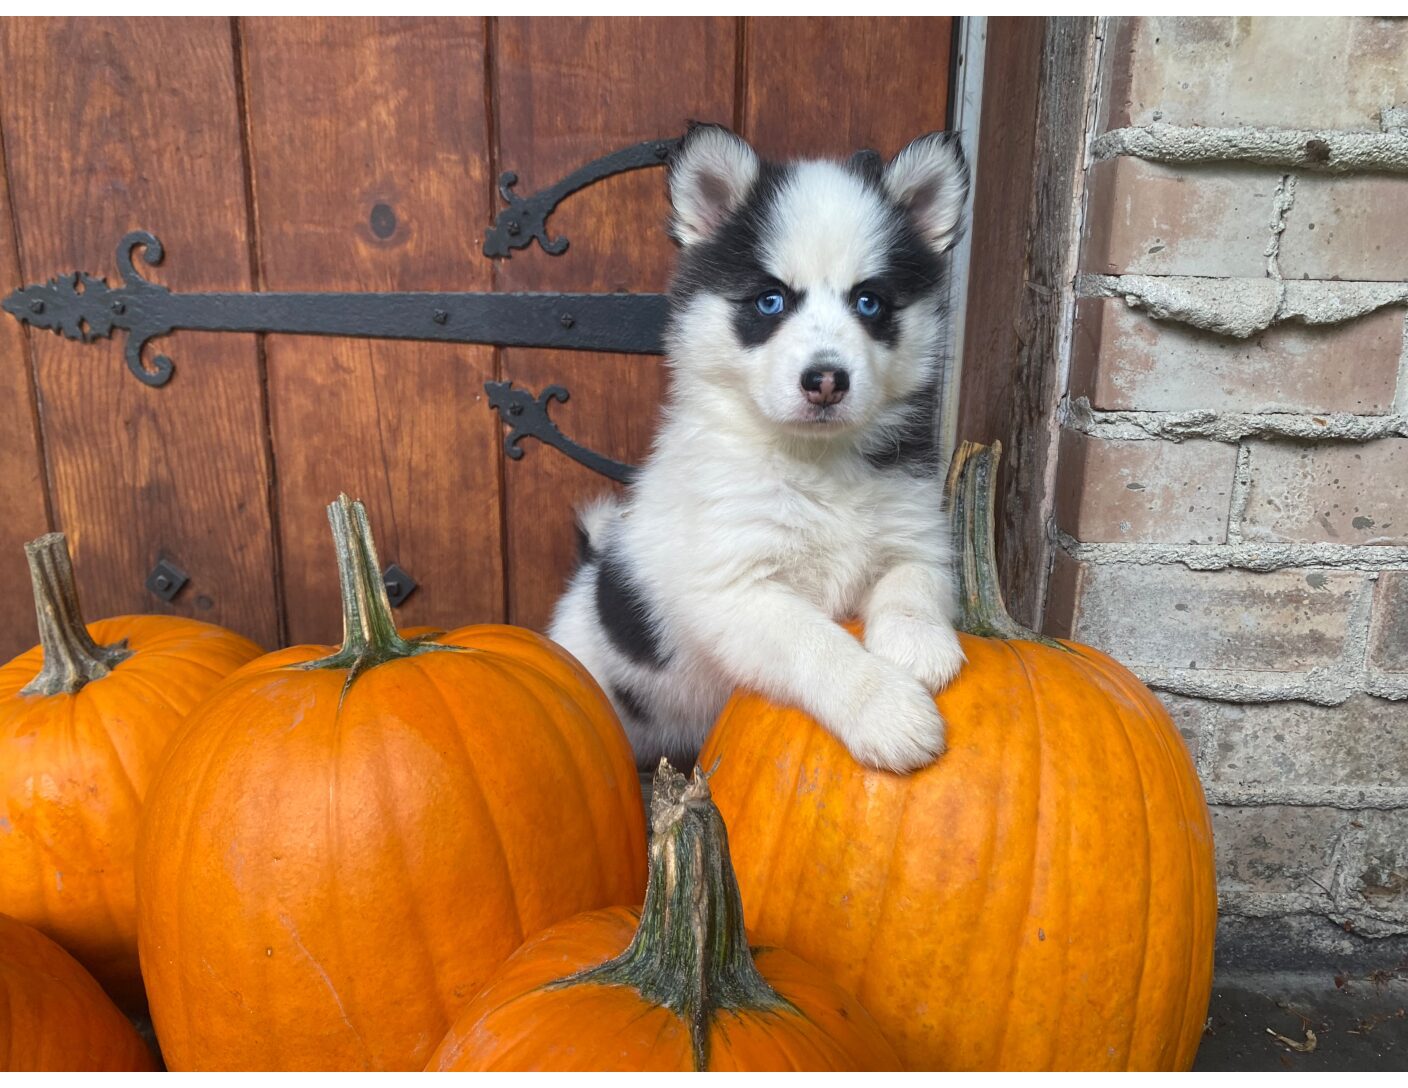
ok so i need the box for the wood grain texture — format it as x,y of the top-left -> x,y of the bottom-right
0,18 -> 278,647
241,17 -> 504,645
0,113 -> 51,661
955,20 -> 1044,450
742,17 -> 953,157
957,18 -> 1097,628
494,17 -> 736,629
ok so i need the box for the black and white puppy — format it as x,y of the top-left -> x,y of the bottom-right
549,123 -> 970,773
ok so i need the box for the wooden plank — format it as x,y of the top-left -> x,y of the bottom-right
494,16 -> 736,629
241,17 -> 503,645
0,18 -> 278,648
0,117 -> 52,661
743,17 -> 953,157
956,18 -> 1098,628
956,17 -> 1044,454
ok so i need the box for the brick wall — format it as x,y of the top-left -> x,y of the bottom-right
1046,16 -> 1408,968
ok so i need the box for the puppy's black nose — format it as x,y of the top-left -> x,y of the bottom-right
801,367 -> 850,406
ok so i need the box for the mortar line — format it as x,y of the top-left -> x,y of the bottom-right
1226,442 -> 1253,545
1076,272 -> 1408,340
1067,399 -> 1407,443
1264,172 -> 1295,281
1204,785 -> 1408,810
1056,530 -> 1408,571
1092,123 -> 1408,173
1342,574 -> 1378,674
1395,313 -> 1408,415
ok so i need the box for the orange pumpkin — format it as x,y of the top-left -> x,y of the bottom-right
428,763 -> 901,1072
137,495 -> 648,1071
699,442 -> 1217,1071
0,533 -> 262,1011
0,911 -> 155,1071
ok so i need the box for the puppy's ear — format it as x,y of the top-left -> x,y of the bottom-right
884,132 -> 969,255
668,122 -> 760,246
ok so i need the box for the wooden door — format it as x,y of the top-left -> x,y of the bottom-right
0,17 -> 953,659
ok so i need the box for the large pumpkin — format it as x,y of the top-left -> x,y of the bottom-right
699,442 -> 1216,1071
137,495 -> 648,1070
428,763 -> 901,1072
0,911 -> 155,1071
0,533 -> 262,1011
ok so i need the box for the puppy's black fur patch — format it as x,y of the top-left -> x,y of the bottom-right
609,682 -> 654,727
595,552 -> 669,668
574,521 -> 596,564
861,373 -> 943,476
669,148 -> 947,351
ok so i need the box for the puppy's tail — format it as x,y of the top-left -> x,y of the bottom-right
574,495 -> 623,564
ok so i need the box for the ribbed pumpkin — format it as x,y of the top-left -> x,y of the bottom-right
0,533 -> 262,1011
699,442 -> 1217,1071
428,763 -> 901,1072
0,911 -> 155,1071
137,495 -> 648,1071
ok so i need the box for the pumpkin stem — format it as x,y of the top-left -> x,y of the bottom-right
300,495 -> 429,680
553,760 -> 792,1071
20,532 -> 131,697
946,441 -> 1067,649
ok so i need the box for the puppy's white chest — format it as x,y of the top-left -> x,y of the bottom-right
771,475 -> 887,613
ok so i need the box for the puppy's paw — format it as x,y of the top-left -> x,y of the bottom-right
865,614 -> 967,693
842,671 -> 946,774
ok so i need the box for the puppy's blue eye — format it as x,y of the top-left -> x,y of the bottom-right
855,292 -> 883,318
755,290 -> 786,316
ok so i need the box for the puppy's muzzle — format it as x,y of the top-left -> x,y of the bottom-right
801,366 -> 850,407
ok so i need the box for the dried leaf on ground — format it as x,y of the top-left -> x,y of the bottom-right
1266,1026 -> 1318,1053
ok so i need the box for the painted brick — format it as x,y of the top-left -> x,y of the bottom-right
1070,297 -> 1405,414
1209,696 -> 1408,789
1211,805 -> 1349,897
1055,430 -> 1234,544
1368,572 -> 1408,673
1279,175 -> 1408,283
1109,17 -> 1408,131
1334,810 -> 1408,922
1242,439 -> 1408,546
1082,157 -> 1274,278
1065,562 -> 1359,670
1156,692 -> 1213,764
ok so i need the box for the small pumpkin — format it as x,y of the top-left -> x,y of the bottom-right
0,911 -> 155,1071
428,762 -> 901,1072
137,495 -> 648,1071
0,533 -> 262,1011
699,442 -> 1217,1071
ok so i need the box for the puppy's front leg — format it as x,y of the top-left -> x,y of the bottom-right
863,561 -> 966,693
683,581 -> 945,772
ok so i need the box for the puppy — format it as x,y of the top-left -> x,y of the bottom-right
549,123 -> 969,774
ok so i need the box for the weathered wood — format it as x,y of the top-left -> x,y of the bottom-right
0,17 -> 278,647
494,16 -> 736,629
0,107 -> 51,661
956,17 -> 1098,629
240,16 -> 503,645
0,17 -> 962,649
743,17 -> 953,157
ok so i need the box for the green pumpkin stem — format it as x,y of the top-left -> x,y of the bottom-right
553,760 -> 791,1071
20,532 -> 131,696
301,495 -> 424,678
946,441 -> 1067,649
